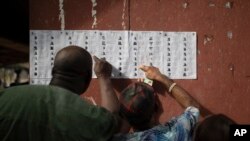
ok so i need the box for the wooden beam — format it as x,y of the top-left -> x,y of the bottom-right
0,37 -> 29,54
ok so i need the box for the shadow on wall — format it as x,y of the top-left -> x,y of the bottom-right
0,63 -> 29,90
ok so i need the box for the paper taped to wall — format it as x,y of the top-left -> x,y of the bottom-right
30,30 -> 197,84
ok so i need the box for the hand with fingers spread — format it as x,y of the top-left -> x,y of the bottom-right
139,65 -> 164,81
93,56 -> 112,78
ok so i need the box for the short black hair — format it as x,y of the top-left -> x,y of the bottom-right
193,114 -> 236,141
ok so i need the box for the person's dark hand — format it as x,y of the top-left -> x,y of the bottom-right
93,56 -> 112,78
139,65 -> 164,81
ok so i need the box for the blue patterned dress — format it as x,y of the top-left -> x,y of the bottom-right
111,107 -> 200,141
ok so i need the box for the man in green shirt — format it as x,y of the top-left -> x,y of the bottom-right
0,46 -> 122,141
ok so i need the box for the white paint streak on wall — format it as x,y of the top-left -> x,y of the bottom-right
227,31 -> 233,39
225,2 -> 233,9
122,0 -> 127,30
91,0 -> 97,29
59,0 -> 65,30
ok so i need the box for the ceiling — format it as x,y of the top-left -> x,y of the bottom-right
0,0 -> 29,67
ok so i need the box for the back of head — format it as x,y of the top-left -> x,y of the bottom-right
50,46 -> 92,94
193,114 -> 236,141
119,82 -> 155,131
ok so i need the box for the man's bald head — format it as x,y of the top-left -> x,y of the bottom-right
50,46 -> 92,94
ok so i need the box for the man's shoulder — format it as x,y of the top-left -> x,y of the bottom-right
3,84 -> 76,95
0,85 -> 82,108
1,85 -> 48,96
3,85 -> 57,92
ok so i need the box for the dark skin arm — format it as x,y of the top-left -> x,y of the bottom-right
93,56 -> 120,113
93,56 -> 131,133
139,65 -> 200,109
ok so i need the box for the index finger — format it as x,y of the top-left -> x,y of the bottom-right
93,56 -> 100,63
139,65 -> 149,72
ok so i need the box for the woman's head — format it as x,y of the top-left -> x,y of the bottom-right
119,82 -> 156,131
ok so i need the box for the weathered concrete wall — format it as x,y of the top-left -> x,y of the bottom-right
30,0 -> 250,123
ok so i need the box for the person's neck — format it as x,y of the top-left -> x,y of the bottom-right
49,74 -> 84,95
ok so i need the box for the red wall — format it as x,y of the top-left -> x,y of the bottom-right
30,0 -> 250,123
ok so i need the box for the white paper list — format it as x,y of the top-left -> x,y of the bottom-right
30,30 -> 197,84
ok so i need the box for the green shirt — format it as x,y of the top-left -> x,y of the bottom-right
0,85 -> 119,141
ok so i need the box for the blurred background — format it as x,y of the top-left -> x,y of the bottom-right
0,0 -> 29,89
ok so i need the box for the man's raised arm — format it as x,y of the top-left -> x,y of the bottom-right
93,56 -> 119,113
